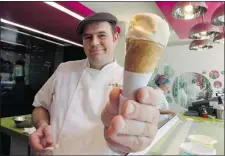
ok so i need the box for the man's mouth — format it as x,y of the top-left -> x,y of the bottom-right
90,49 -> 104,53
90,49 -> 105,55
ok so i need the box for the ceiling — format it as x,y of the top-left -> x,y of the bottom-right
0,2 -> 94,46
156,2 -> 224,39
81,1 -> 224,47
80,1 -> 185,46
0,2 -> 223,47
80,2 -> 165,23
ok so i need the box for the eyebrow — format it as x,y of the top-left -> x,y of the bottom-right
97,31 -> 107,34
83,31 -> 107,37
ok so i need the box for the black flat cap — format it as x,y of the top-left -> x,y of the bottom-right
76,12 -> 118,35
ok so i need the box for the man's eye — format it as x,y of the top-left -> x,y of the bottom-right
83,36 -> 91,40
99,34 -> 106,38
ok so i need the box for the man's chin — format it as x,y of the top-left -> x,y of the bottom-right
89,57 -> 102,64
88,57 -> 104,67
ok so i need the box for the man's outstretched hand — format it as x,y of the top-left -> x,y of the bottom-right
101,87 -> 160,154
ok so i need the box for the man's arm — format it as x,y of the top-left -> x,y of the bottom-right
31,64 -> 62,128
159,108 -> 171,114
29,64 -> 64,152
32,106 -> 50,129
159,109 -> 176,116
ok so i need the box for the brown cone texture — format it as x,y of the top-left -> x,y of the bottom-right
125,38 -> 163,73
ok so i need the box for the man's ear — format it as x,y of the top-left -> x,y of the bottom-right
113,32 -> 119,44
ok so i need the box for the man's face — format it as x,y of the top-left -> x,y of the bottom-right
82,22 -> 118,67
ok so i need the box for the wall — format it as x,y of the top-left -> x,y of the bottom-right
158,44 -> 224,76
114,21 -> 126,67
63,45 -> 87,62
157,43 -> 224,111
157,43 -> 224,93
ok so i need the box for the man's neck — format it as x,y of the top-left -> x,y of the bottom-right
89,58 -> 115,70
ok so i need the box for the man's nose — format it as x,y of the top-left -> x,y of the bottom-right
91,36 -> 100,46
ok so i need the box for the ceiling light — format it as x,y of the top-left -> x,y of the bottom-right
44,2 -> 121,34
184,14 -> 195,20
189,22 -> 220,40
1,39 -> 27,47
213,33 -> 224,44
44,2 -> 84,20
200,31 -> 207,35
211,3 -> 225,26
172,2 -> 207,20
189,39 -> 213,51
184,5 -> 194,13
0,18 -> 83,47
1,26 -> 64,46
217,15 -> 224,22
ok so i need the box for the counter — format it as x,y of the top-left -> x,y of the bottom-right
134,114 -> 224,155
0,114 -> 32,155
0,114 -> 30,141
1,114 -> 224,155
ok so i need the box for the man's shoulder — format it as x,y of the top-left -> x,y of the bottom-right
57,59 -> 87,72
115,63 -> 124,73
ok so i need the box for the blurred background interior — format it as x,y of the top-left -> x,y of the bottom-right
0,1 -> 224,155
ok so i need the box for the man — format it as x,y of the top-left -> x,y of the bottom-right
29,12 -> 159,155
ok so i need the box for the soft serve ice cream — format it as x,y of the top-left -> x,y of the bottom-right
127,13 -> 170,47
119,13 -> 170,113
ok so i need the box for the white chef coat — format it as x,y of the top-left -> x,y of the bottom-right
155,87 -> 173,123
186,83 -> 201,101
32,58 -> 124,155
177,88 -> 188,107
155,87 -> 169,110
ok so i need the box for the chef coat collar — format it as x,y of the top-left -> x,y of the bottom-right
85,58 -> 118,72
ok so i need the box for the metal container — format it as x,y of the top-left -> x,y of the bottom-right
12,116 -> 33,128
216,109 -> 224,120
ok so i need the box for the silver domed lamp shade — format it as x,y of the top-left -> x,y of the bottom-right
172,2 -> 208,20
211,3 -> 225,26
189,39 -> 213,51
213,32 -> 224,44
189,15 -> 220,40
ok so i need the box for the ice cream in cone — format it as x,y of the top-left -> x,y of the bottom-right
125,38 -> 162,73
119,13 -> 170,113
125,13 -> 170,73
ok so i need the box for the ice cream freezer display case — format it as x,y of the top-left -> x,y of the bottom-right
128,114 -> 224,155
0,113 -> 224,155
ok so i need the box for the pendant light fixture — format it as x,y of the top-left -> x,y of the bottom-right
172,2 -> 207,20
213,33 -> 224,44
189,39 -> 213,51
189,14 -> 220,40
211,3 -> 225,26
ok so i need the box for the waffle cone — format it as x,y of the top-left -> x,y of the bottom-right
125,38 -> 163,73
